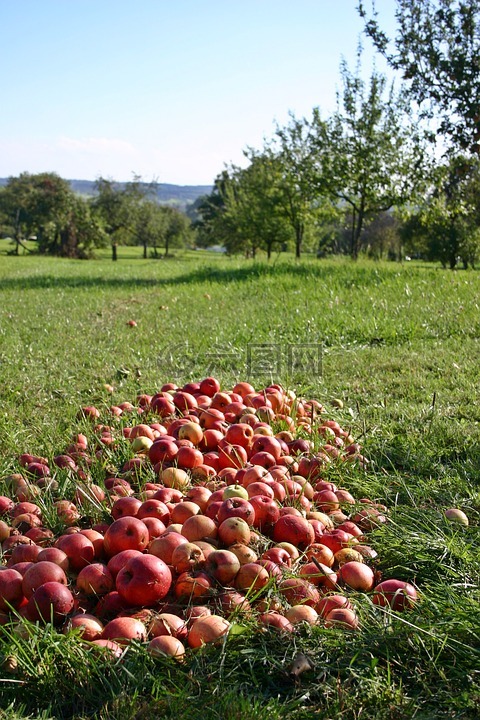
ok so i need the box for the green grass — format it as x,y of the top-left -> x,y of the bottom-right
0,245 -> 479,719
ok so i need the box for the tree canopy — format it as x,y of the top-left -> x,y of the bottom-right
358,0 -> 480,154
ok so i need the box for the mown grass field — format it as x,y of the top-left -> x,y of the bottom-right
0,242 -> 479,720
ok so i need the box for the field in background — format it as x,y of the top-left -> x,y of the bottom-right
0,246 -> 479,719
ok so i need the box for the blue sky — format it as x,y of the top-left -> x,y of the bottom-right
0,1 -> 397,185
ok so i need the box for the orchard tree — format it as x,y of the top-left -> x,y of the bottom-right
401,154 -> 480,268
358,0 -> 480,153
161,206 -> 192,257
308,57 -> 427,258
92,175 -> 155,259
0,172 -> 106,257
193,171 -> 232,249
271,117 -> 322,258
132,200 -> 168,258
0,174 -> 36,254
221,155 -> 293,258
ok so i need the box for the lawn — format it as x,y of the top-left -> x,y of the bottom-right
0,244 -> 479,719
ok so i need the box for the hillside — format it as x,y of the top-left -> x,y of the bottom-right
0,178 -> 212,210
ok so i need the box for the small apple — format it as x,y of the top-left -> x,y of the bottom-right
222,485 -> 249,501
444,508 -> 469,526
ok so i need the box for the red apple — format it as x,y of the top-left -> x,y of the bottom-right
285,605 -> 318,626
0,568 -> 24,611
272,515 -> 315,550
22,561 -> 68,598
36,547 -> 70,572
68,612 -> 104,640
249,495 -> 280,533
76,563 -> 114,596
316,593 -> 352,618
234,562 -> 270,592
150,612 -> 188,640
26,582 -> 74,625
102,616 -> 147,645
205,549 -> 241,585
149,437 -> 178,465
372,579 -> 418,611
338,561 -> 375,592
258,612 -> 294,633
103,517 -> 149,557
148,635 -> 185,659
181,514 -> 218,543
278,577 -> 320,607
171,542 -> 205,574
228,542 -> 258,565
217,497 -> 255,527
111,496 -> 142,519
217,516 -> 251,546
199,376 -> 221,398
54,533 -> 95,572
170,501 -> 201,525
187,614 -> 230,648
136,499 -> 170,524
325,607 -> 359,630
107,549 -> 144,580
148,532 -> 186,565
116,554 -> 172,606
174,570 -> 213,600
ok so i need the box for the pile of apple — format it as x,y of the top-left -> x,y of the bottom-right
0,378 -> 418,661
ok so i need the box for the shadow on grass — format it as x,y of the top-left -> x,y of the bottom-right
0,259 -> 422,292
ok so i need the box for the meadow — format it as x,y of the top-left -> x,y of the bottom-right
0,243 -> 479,719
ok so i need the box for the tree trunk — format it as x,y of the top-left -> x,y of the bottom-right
295,225 -> 303,259
350,208 -> 357,259
143,243 -> 147,259
112,243 -> 118,261
351,205 -> 366,260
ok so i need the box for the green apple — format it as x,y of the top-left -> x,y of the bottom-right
222,484 -> 249,501
131,436 -> 153,454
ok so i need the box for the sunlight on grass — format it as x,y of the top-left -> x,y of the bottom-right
0,252 -> 479,719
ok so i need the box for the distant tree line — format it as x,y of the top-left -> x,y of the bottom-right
0,173 -> 193,259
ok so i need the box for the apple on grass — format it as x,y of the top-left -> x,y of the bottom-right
76,563 -> 114,597
22,561 -> 68,598
101,616 -> 147,646
54,533 -> 95,572
103,516 -> 150,557
116,554 -> 172,607
67,613 -> 104,641
205,549 -> 241,586
187,614 -> 230,648
217,497 -> 256,527
0,568 -> 24,612
222,484 -> 249,501
26,581 -> 75,626
174,571 -> 213,601
148,635 -> 186,660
